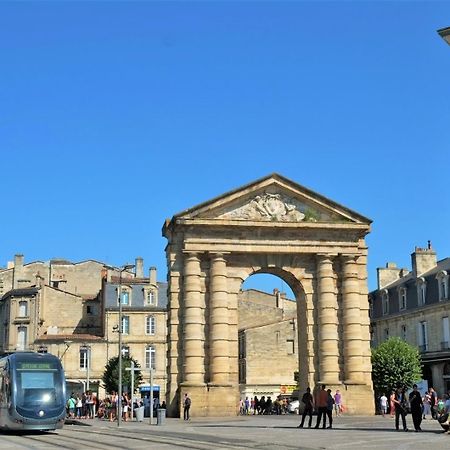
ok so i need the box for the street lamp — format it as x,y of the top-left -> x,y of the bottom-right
437,27 -> 450,46
117,263 -> 135,427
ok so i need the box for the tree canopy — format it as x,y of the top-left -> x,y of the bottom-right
371,337 -> 423,396
102,355 -> 144,394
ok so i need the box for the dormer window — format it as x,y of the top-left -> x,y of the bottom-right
417,277 -> 426,306
398,287 -> 407,311
381,290 -> 389,316
436,271 -> 449,301
145,289 -> 157,306
118,287 -> 131,305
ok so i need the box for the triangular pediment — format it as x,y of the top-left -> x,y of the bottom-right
174,174 -> 371,225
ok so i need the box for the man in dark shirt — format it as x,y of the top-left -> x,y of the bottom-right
409,384 -> 423,431
298,387 -> 314,428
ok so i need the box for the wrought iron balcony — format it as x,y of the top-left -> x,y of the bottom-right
441,341 -> 450,350
418,344 -> 428,352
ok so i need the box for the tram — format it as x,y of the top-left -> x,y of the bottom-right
0,352 -> 66,431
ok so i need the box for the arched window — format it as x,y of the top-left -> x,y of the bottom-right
381,290 -> 389,316
436,271 -> 449,301
145,316 -> 156,335
145,346 -> 156,370
416,277 -> 426,306
146,289 -> 157,306
398,287 -> 407,311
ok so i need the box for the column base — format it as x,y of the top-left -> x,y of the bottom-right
178,383 -> 239,417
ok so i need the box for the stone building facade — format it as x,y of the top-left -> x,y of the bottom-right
238,289 -> 299,399
163,173 -> 374,417
0,255 -> 167,398
102,266 -> 168,400
370,244 -> 450,395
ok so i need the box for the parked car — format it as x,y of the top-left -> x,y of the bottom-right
287,400 -> 300,414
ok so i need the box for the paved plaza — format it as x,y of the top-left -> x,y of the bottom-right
0,414 -> 448,450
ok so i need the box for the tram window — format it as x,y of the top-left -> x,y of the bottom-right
16,370 -> 63,408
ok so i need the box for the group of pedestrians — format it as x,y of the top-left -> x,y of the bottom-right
297,385 -> 342,429
378,385 -> 450,434
67,391 -> 166,422
239,396 -> 289,415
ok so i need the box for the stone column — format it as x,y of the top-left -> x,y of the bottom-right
209,253 -> 230,384
317,255 -> 340,384
183,253 -> 205,384
341,255 -> 364,384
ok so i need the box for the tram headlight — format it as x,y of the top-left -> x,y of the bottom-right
38,410 -> 45,417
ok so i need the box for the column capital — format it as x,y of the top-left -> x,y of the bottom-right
183,251 -> 202,260
340,254 -> 358,263
208,252 -> 230,261
316,254 -> 336,265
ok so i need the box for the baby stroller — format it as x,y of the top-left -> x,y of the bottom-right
438,412 -> 449,432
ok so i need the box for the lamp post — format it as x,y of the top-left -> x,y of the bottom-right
117,263 -> 135,427
437,27 -> 450,46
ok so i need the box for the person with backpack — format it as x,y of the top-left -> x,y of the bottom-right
183,393 -> 191,420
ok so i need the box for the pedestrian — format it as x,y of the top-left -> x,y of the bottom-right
409,384 -> 423,432
333,390 -> 342,416
430,387 -> 438,419
314,385 -> 328,429
393,386 -> 408,432
389,390 -> 395,417
183,393 -> 191,421
297,387 -> 314,428
326,389 -> 334,429
379,393 -> 388,417
422,390 -> 431,419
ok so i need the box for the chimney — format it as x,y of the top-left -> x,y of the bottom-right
275,290 -> 284,309
12,254 -> 24,289
14,254 -> 24,268
411,244 -> 437,276
377,262 -> 401,289
149,266 -> 157,285
135,257 -> 144,278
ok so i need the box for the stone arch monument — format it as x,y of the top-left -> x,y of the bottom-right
163,174 -> 374,417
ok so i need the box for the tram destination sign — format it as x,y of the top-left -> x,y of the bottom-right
17,362 -> 57,370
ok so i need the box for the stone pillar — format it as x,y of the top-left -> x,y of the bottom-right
341,255 -> 364,384
209,253 -> 229,384
317,255 -> 340,384
183,253 -> 205,384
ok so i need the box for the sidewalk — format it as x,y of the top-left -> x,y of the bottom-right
64,414 -> 450,450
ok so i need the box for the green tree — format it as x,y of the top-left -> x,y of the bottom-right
371,337 -> 423,396
102,355 -> 143,394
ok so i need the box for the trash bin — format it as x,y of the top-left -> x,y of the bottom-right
156,408 -> 166,425
134,406 -> 145,422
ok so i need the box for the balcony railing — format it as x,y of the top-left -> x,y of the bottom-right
441,341 -> 450,350
418,344 -> 428,352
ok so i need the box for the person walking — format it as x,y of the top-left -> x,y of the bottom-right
379,393 -> 388,417
297,387 -> 314,428
389,390 -> 396,417
314,385 -> 328,429
409,384 -> 423,432
326,389 -> 334,429
393,386 -> 408,432
333,390 -> 342,416
183,393 -> 191,421
423,390 -> 431,419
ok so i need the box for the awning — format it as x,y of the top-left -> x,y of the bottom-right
139,385 -> 160,392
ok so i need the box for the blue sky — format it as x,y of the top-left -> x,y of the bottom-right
1,1 -> 449,294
